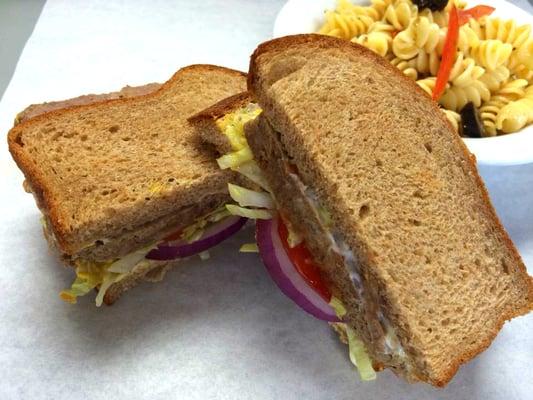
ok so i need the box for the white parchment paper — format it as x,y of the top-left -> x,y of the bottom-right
0,1 -> 532,399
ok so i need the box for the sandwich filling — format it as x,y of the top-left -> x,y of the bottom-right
53,206 -> 244,306
214,104 -> 412,378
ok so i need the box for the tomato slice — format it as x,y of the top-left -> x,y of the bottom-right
277,218 -> 331,302
163,229 -> 183,242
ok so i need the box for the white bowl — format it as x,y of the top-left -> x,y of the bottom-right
273,0 -> 533,165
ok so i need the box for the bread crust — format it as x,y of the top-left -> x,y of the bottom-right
247,34 -> 533,386
188,91 -> 252,122
14,83 -> 162,125
8,64 -> 246,256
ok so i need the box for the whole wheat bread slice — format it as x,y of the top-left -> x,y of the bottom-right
246,35 -> 533,386
8,64 -> 247,304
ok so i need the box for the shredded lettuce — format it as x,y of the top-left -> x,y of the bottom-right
60,206 -> 233,306
233,161 -> 271,191
108,244 -> 156,273
94,272 -> 122,307
226,204 -> 272,220
217,147 -> 254,169
228,183 -> 274,209
239,243 -> 259,252
346,326 -> 377,381
329,296 -> 347,318
60,259 -> 117,306
329,297 -> 376,381
180,206 -> 231,243
59,277 -> 97,304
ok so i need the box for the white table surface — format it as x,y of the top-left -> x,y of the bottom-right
0,1 -> 532,399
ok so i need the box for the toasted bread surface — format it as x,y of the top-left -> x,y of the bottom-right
247,34 -> 533,386
8,65 -> 247,257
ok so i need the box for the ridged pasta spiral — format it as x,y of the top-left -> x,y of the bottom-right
458,25 -> 480,55
482,17 -> 531,48
353,31 -> 393,57
496,85 -> 533,133
448,52 -> 486,86
383,0 -> 417,31
440,82 -> 491,111
510,38 -> 533,70
439,54 -> 491,111
392,16 -> 442,59
479,65 -> 510,92
470,39 -> 513,71
390,56 -> 418,80
411,50 -> 440,75
319,11 -> 374,39
370,0 -> 394,18
416,77 -> 437,96
480,79 -> 528,136
443,109 -> 462,131
337,0 -> 383,22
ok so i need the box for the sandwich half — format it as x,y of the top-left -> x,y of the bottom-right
191,35 -> 533,386
8,64 -> 247,306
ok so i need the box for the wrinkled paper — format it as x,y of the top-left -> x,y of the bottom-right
0,1 -> 532,399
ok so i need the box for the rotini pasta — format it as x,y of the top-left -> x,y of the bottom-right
392,16 -> 442,59
480,79 -> 528,136
390,56 -> 419,80
479,65 -> 510,92
352,31 -> 392,57
448,52 -> 485,87
483,17 -> 531,48
458,24 -> 480,54
317,0 -> 533,136
411,50 -> 440,75
383,0 -> 417,31
319,11 -> 374,39
440,80 -> 490,111
470,39 -> 513,71
416,77 -> 437,95
443,109 -> 462,131
496,84 -> 533,133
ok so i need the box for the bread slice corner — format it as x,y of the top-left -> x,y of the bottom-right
188,91 -> 253,154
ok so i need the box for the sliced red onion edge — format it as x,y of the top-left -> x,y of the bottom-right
256,217 -> 340,322
146,215 -> 247,261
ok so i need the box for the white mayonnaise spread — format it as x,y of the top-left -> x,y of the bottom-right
290,173 -> 408,364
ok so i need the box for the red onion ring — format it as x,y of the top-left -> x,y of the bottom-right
146,216 -> 247,260
256,217 -> 339,322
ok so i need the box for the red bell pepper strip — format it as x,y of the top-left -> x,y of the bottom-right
458,5 -> 495,26
433,5 -> 460,101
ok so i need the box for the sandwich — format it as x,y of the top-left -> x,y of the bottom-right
190,35 -> 533,386
8,64 -> 248,306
